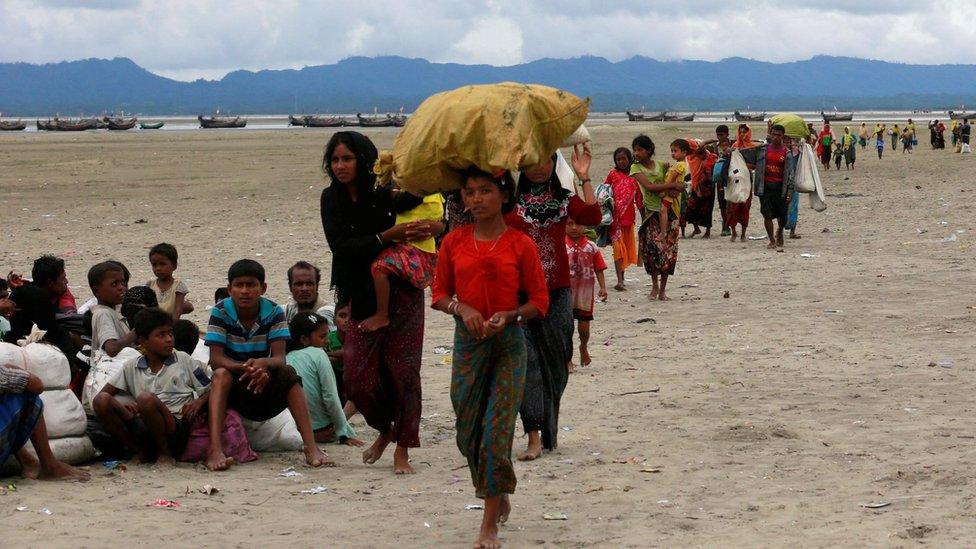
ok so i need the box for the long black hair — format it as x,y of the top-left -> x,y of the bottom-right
323,131 -> 379,208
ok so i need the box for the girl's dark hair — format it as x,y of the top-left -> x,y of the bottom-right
631,135 -> 655,156
612,147 -> 634,165
670,139 -> 692,153
462,167 -> 518,214
288,312 -> 329,352
149,243 -> 178,266
323,131 -> 379,208
122,286 -> 159,326
516,153 -> 570,202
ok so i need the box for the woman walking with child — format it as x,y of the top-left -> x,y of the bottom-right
320,131 -> 444,474
505,144 -> 600,460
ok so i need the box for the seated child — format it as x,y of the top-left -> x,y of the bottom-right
147,243 -> 194,321
359,190 -> 444,332
1,365 -> 90,481
88,261 -> 136,365
204,259 -> 331,471
286,313 -> 362,446
92,308 -> 210,465
565,218 -> 608,370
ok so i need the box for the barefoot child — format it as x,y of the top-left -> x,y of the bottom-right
92,308 -> 209,465
565,218 -> 608,370
286,312 -> 362,447
147,243 -> 194,322
432,167 -> 549,549
359,190 -> 444,332
603,147 -> 639,291
204,259 -> 331,471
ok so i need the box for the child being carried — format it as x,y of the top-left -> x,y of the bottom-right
359,187 -> 444,332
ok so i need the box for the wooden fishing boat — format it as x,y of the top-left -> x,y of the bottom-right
55,118 -> 98,131
821,111 -> 854,122
36,119 -> 56,131
104,117 -> 137,130
357,113 -> 406,127
198,115 -> 247,128
664,112 -> 696,122
0,120 -> 26,131
288,115 -> 308,127
139,121 -> 165,130
626,110 -> 666,122
305,115 -> 348,127
94,119 -> 109,129
948,111 -> 971,120
734,110 -> 766,122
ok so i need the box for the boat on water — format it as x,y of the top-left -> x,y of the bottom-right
626,110 -> 664,122
948,110 -> 971,120
733,110 -> 766,122
198,115 -> 247,128
821,110 -> 854,122
104,116 -> 137,130
139,121 -> 165,130
37,119 -> 56,131
304,115 -> 349,127
0,120 -> 26,131
356,113 -> 407,127
55,118 -> 99,131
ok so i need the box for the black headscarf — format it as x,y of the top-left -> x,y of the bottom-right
121,286 -> 159,325
323,131 -> 379,210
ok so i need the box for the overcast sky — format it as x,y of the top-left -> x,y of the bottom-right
2,0 -> 974,81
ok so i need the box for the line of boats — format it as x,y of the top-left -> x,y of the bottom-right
626,109 -> 974,123
0,112 -> 410,131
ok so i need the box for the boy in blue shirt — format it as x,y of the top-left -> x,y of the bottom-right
205,259 -> 331,471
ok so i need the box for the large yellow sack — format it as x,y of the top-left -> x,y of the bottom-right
376,82 -> 590,194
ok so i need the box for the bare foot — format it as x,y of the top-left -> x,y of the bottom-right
130,452 -> 147,465
790,233 -> 801,239
702,231 -> 711,239
658,293 -> 671,301
314,425 -> 336,443
156,454 -> 177,467
342,437 -> 366,447
362,433 -> 391,464
358,314 -> 390,332
579,346 -> 591,366
474,523 -> 501,549
517,439 -> 543,462
498,494 -> 511,525
777,235 -> 785,248
690,228 -> 701,238
647,288 -> 659,301
393,445 -> 415,474
766,241 -> 777,249
205,450 -> 234,471
567,361 -> 576,374
38,460 -> 91,482
305,445 -> 335,467
613,284 -> 626,292
729,233 -> 737,242
740,234 -> 746,242
18,450 -> 40,480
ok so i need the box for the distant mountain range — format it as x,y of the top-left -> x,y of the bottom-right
2,55 -> 975,116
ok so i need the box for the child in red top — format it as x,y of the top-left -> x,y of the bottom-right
432,167 -> 548,549
565,218 -> 608,369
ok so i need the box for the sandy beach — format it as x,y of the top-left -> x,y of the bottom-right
1,123 -> 974,547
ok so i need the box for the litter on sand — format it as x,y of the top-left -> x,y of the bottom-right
543,512 -> 569,520
640,467 -> 662,473
747,236 -> 766,240
860,501 -> 891,509
199,485 -> 219,495
465,504 -> 485,510
15,506 -> 28,512
635,317 -> 656,324
799,253 -> 817,258
279,467 -> 303,478
433,345 -> 452,355
38,507 -> 53,515
300,486 -> 328,495
942,234 -> 958,243
150,499 -> 180,509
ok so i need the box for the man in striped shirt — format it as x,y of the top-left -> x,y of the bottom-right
204,259 -> 331,471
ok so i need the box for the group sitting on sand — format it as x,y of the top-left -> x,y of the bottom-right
2,122 -> 837,548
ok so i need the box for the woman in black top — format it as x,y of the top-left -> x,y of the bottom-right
320,131 -> 442,474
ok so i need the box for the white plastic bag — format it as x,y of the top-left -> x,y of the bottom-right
0,341 -> 72,389
241,410 -> 303,452
963,143 -> 971,154
39,389 -> 87,438
725,150 -> 751,203
82,347 -> 140,415
794,143 -> 819,193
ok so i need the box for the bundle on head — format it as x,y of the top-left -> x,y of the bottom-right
374,82 -> 590,195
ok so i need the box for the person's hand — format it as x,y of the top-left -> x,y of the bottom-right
123,402 -> 139,417
381,221 -> 423,243
485,310 -> 514,337
241,360 -> 270,394
341,437 -> 366,447
458,304 -> 487,339
0,298 -> 17,318
571,142 -> 592,181
24,372 -> 44,395
180,399 -> 206,421
404,221 -> 438,242
598,288 -> 608,302
6,271 -> 24,288
786,193 -> 793,204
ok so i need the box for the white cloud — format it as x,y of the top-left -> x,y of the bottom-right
0,0 -> 974,80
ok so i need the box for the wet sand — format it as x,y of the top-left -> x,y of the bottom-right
0,124 -> 974,547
